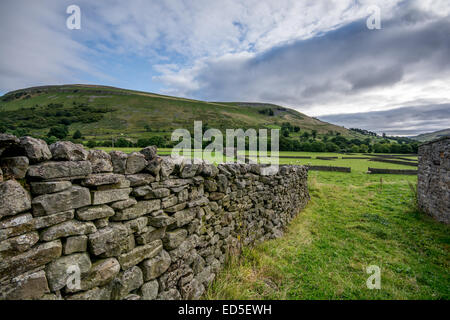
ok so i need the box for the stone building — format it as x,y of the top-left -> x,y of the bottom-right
418,136 -> 449,224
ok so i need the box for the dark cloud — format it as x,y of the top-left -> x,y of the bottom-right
186,12 -> 450,104
319,104 -> 450,136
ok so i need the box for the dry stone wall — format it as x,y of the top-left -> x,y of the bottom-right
418,137 -> 449,224
0,134 -> 309,300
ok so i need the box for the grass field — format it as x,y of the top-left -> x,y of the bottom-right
95,147 -> 448,299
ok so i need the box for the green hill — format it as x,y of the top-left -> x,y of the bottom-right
0,84 -> 361,143
410,128 -> 450,142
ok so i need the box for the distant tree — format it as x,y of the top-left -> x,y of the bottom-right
148,136 -> 166,148
325,142 -> 339,152
45,136 -> 58,145
48,125 -> 68,139
400,144 -> 412,154
300,142 -> 312,151
293,126 -> 300,133
282,129 -> 290,137
72,130 -> 82,140
359,144 -> 369,153
115,138 -> 132,148
310,141 -> 325,152
144,124 -> 152,132
390,143 -> 401,153
311,130 -> 317,139
87,140 -> 97,148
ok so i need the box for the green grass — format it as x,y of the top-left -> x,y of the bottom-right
202,156 -> 449,300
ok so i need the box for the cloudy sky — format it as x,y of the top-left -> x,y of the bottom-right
0,0 -> 449,136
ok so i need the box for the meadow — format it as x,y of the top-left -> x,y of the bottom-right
97,148 -> 449,299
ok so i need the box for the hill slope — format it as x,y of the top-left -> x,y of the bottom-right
0,84 -> 359,142
410,128 -> 450,142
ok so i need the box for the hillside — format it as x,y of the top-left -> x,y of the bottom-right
0,84 -> 362,142
410,128 -> 450,142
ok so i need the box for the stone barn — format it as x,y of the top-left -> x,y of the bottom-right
418,136 -> 450,224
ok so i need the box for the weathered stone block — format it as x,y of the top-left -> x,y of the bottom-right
180,163 -> 200,178
41,221 -> 96,241
0,240 -> 62,282
164,202 -> 187,213
163,229 -> 188,250
66,286 -> 112,300
0,156 -> 29,179
27,161 -> 92,180
135,226 -> 166,245
140,249 -> 171,281
0,133 -> 20,150
96,176 -> 131,190
30,181 -> 72,195
160,157 -> 176,178
118,240 -> 162,270
0,180 -> 32,219
180,278 -> 205,300
91,188 -> 132,205
50,141 -> 88,161
33,210 -> 74,230
32,186 -> 91,216
124,217 -> 148,234
18,136 -> 52,163
140,146 -> 157,161
0,270 -> 50,300
111,266 -> 143,300
76,205 -> 114,221
0,231 -> 39,257
148,213 -> 175,228
46,253 -> 91,291
111,199 -> 160,221
110,197 -> 137,210
132,185 -> 152,197
162,195 -> 178,209
126,173 -> 155,187
0,213 -> 34,241
32,190 -> 72,216
169,208 -> 197,229
144,188 -> 170,199
144,160 -> 161,181
157,288 -> 181,300
87,149 -> 113,173
94,217 -> 109,229
64,235 -> 88,254
139,280 -> 159,300
81,173 -> 122,186
88,223 -> 129,257
126,152 -> 147,174
69,258 -> 120,292
110,151 -> 128,174
0,212 -> 32,229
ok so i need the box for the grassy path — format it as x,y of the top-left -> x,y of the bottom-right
204,172 -> 449,299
